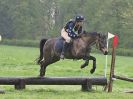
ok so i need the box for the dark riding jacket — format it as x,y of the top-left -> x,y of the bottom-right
64,20 -> 82,39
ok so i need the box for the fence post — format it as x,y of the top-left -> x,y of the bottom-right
108,47 -> 116,92
15,79 -> 26,90
82,79 -> 92,91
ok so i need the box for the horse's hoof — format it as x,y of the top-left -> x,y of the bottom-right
81,63 -> 88,69
39,74 -> 45,78
38,76 -> 44,78
60,58 -> 64,60
0,89 -> 5,94
90,69 -> 95,74
60,55 -> 64,60
81,65 -> 85,69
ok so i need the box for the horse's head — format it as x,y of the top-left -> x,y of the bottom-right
79,31 -> 108,55
96,33 -> 108,55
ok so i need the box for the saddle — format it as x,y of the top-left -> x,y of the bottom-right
55,37 -> 72,53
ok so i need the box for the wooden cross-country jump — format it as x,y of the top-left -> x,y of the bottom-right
0,77 -> 107,91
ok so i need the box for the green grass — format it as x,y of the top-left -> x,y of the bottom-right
0,45 -> 133,99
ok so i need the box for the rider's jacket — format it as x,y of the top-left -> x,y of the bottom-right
64,19 -> 82,38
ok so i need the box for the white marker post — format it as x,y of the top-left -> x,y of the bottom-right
104,32 -> 115,77
0,35 -> 2,42
0,35 -> 4,94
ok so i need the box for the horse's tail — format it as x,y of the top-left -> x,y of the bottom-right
37,38 -> 47,65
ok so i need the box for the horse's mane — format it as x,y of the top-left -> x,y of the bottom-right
81,31 -> 106,37
80,31 -> 99,36
88,31 -> 99,35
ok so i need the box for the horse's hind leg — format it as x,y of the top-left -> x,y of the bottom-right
40,61 -> 47,77
39,57 -> 60,77
89,56 -> 96,74
39,60 -> 49,77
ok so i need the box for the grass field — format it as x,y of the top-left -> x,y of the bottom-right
0,45 -> 133,99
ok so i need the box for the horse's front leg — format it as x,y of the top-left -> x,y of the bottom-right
89,56 -> 96,74
81,56 -> 89,69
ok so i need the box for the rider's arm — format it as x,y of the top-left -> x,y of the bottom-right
66,23 -> 78,38
78,26 -> 82,34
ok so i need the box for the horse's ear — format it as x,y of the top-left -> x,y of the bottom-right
98,33 -> 101,37
102,33 -> 107,38
105,33 -> 108,38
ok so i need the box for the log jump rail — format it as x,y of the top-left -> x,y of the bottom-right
113,75 -> 133,82
0,77 -> 107,91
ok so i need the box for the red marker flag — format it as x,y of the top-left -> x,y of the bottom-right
113,35 -> 118,48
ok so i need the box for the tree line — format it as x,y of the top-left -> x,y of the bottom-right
0,0 -> 133,49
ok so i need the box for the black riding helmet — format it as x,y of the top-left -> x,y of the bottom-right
75,15 -> 84,22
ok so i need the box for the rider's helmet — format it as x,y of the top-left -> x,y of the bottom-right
75,15 -> 84,22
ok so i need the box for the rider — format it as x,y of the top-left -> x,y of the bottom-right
60,15 -> 85,59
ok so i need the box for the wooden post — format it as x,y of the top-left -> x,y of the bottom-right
108,47 -> 116,92
15,79 -> 25,90
107,35 -> 118,92
82,79 -> 92,91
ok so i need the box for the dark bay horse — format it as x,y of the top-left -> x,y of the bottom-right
37,31 -> 108,77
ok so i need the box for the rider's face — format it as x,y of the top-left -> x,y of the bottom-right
76,21 -> 83,26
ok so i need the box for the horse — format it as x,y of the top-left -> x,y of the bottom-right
37,31 -> 108,77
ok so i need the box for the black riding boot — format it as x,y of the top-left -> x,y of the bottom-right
60,42 -> 69,59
